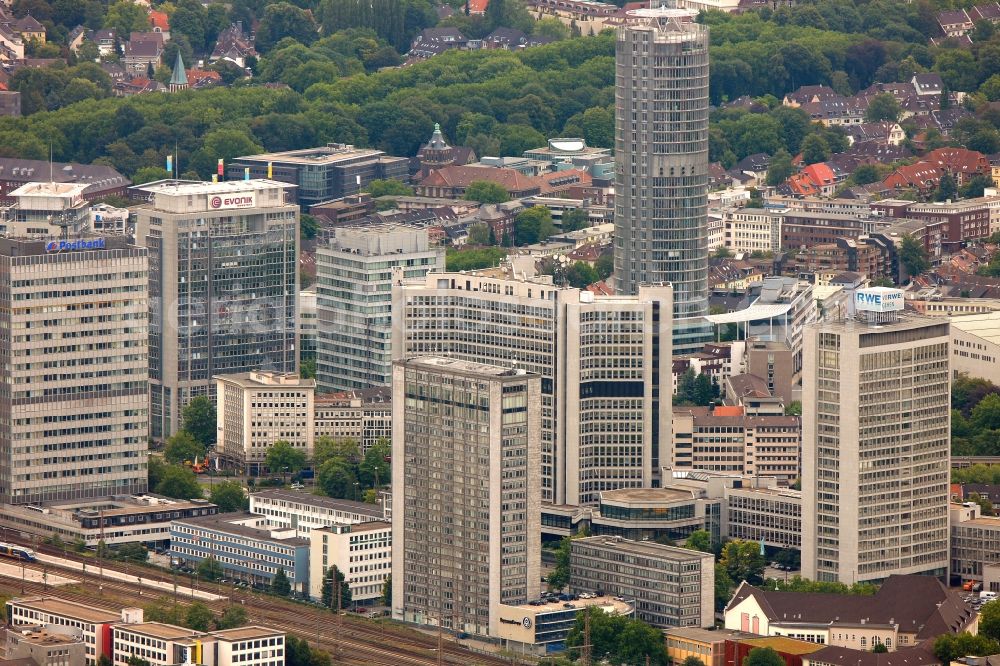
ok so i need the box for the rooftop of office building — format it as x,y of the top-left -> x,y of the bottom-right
400,356 -> 538,378
136,178 -> 293,196
214,371 -> 315,389
8,597 -> 120,624
573,536 -> 713,560
172,512 -> 309,546
599,487 -> 697,503
250,489 -> 383,518
948,311 -> 1000,344
508,594 -> 633,616
234,144 -> 388,165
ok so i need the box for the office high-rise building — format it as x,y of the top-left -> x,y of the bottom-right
0,236 -> 149,504
801,294 -> 950,584
392,271 -> 672,508
316,225 -> 443,391
613,6 -> 710,353
391,356 -> 541,637
134,180 -> 299,439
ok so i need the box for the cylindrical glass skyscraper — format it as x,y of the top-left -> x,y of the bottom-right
613,6 -> 711,353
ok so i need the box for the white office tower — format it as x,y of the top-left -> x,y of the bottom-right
801,288 -> 950,584
316,225 -> 443,391
392,271 -> 672,509
391,357 -> 541,636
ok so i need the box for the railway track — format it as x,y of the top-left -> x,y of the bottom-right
0,544 -> 528,666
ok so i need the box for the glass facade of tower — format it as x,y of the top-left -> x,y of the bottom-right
613,10 -> 711,353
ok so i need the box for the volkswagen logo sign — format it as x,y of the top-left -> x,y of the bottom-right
210,196 -> 223,209
45,241 -> 59,252
522,617 -> 532,629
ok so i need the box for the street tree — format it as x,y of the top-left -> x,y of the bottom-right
271,568 -> 292,596
209,481 -> 248,512
197,556 -> 223,582
164,431 -> 205,465
182,396 -> 217,447
265,441 -> 307,478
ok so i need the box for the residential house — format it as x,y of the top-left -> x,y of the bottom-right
971,2 -> 1000,23
782,85 -> 840,108
210,22 -> 256,68
843,122 -> 905,147
0,24 -> 23,62
14,14 -> 44,43
88,29 -> 117,57
483,27 -> 527,49
786,163 -> 837,198
937,8 -> 974,36
148,9 -> 170,40
799,97 -> 865,126
122,36 -> 163,74
912,73 -> 945,97
408,27 -> 467,59
67,25 -> 86,52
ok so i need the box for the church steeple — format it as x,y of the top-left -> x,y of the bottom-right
169,51 -> 188,92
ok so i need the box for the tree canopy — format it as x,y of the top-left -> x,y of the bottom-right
182,396 -> 217,448
209,481 -> 248,512
565,607 -> 668,665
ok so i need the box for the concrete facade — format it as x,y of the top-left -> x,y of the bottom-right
308,521 -> 391,605
392,271 -> 672,508
315,225 -> 443,391
570,535 -> 715,628
392,357 -> 541,638
215,371 -> 315,472
0,236 -> 148,504
801,316 -> 951,583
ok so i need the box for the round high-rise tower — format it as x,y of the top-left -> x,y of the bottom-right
613,6 -> 710,351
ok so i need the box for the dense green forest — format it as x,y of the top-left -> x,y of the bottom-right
2,0 -> 1000,181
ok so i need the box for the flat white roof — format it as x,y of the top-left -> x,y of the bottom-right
10,182 -> 89,198
139,179 -> 293,196
705,302 -> 793,325
950,311 -> 1000,345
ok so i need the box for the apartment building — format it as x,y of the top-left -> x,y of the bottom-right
671,405 -> 800,484
133,179 -> 299,440
308,521 -> 391,604
313,387 -> 391,452
723,208 -> 784,254
215,371 -> 315,473
801,290 -> 951,584
316,225 -> 443,391
392,357 -> 541,637
570,536 -> 715,628
392,271 -> 672,509
249,489 -> 383,533
0,236 -> 149,505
